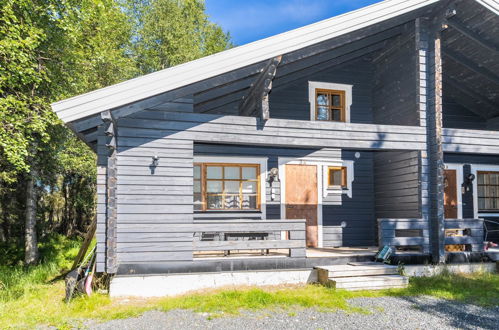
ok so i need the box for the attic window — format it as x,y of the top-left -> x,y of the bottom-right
316,90 -> 346,121
309,82 -> 353,123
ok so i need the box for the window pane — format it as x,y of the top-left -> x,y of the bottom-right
207,180 -> 222,193
242,167 -> 257,180
224,166 -> 240,179
317,93 -> 329,105
207,195 -> 223,209
206,166 -> 222,179
242,181 -> 257,193
194,165 -> 201,179
331,109 -> 341,121
224,181 -> 240,194
194,180 -> 201,193
224,195 -> 240,209
194,193 -> 202,211
317,106 -> 329,121
332,94 -> 341,107
242,195 -> 258,209
478,173 -> 485,184
329,168 -> 344,186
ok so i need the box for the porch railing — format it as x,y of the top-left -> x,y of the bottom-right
378,218 -> 485,254
192,219 -> 306,257
444,219 -> 484,252
378,218 -> 430,254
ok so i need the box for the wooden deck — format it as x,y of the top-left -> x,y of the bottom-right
193,246 -> 378,259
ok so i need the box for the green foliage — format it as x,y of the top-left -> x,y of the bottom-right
0,0 -> 53,182
0,271 -> 497,328
0,0 -> 232,254
0,234 -> 81,302
133,0 -> 233,73
400,270 -> 499,307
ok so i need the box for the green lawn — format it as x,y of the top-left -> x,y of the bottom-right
1,239 -> 498,329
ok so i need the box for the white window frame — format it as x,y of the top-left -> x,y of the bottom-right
471,164 -> 499,218
193,156 -> 268,219
308,81 -> 353,122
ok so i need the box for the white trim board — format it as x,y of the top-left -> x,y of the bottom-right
444,163 -> 464,219
193,156 -> 268,219
278,157 -> 355,248
470,164 -> 499,219
308,81 -> 353,123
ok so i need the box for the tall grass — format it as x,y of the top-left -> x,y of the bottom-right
0,234 -> 82,302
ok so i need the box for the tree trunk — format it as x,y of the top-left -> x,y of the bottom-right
25,165 -> 39,265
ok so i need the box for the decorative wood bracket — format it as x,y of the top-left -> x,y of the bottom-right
101,110 -> 117,151
239,55 -> 282,120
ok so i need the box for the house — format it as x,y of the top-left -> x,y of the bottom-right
51,0 -> 498,284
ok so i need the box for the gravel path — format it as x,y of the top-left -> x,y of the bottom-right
88,296 -> 499,330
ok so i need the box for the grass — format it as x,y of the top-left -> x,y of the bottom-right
0,240 -> 498,328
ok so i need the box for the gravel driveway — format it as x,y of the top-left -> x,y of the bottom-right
88,296 -> 499,330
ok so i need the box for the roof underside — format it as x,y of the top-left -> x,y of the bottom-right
52,0 -> 443,123
51,0 -> 498,152
442,0 -> 499,120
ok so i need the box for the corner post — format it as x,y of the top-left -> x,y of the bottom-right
101,110 -> 118,273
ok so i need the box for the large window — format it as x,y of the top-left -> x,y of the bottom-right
477,171 -> 499,212
315,89 -> 345,122
194,163 -> 260,211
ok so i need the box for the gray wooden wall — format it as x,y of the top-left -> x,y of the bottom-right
443,100 -> 487,130
269,59 -> 374,123
194,144 -> 395,247
115,113 -> 194,267
372,26 -> 419,126
444,152 -> 499,242
373,151 -> 421,220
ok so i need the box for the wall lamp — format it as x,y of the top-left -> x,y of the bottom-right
152,155 -> 160,167
465,173 -> 475,192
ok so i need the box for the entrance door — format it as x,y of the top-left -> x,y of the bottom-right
285,164 -> 318,248
444,169 -> 458,218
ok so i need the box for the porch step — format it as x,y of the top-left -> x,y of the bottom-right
315,263 -> 408,291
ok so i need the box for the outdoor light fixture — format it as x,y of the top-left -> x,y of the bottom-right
268,168 -> 279,201
465,173 -> 475,192
267,167 -> 279,183
152,155 -> 160,167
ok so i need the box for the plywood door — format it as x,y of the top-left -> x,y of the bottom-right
444,169 -> 458,219
285,164 -> 318,248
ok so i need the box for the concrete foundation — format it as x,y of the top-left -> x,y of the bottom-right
110,262 -> 497,298
110,268 -> 318,298
403,262 -> 497,277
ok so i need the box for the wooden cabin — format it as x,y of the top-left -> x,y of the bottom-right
51,0 -> 499,277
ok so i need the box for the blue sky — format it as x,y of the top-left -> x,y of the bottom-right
205,0 -> 384,45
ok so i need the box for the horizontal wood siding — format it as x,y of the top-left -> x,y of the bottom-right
372,28 -> 419,126
374,151 -> 421,220
116,117 -> 194,265
269,59 -> 374,123
322,151 -> 376,247
194,144 -> 376,247
117,110 -> 427,151
443,128 -> 499,154
442,101 -> 487,130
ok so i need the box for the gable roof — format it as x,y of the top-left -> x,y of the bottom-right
51,0 -> 441,123
51,0 -> 497,123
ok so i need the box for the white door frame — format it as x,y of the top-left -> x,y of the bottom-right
444,163 -> 463,219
